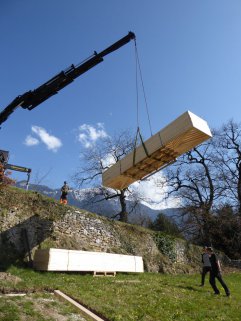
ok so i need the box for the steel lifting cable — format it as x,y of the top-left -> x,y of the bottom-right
135,40 -> 140,132
134,39 -> 153,137
132,40 -> 173,181
133,39 -> 153,166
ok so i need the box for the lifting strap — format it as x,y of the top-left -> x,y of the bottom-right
133,127 -> 149,166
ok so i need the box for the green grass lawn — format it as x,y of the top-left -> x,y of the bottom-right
1,266 -> 241,321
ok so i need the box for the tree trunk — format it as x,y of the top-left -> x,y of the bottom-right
119,189 -> 128,222
238,162 -> 241,215
202,213 -> 213,245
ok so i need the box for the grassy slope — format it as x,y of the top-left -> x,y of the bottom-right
1,266 -> 241,321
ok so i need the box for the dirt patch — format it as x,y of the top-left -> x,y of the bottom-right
30,295 -> 88,321
32,296 -> 70,321
0,293 -> 87,321
0,272 -> 22,284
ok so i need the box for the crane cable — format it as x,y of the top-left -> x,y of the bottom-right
133,39 -> 153,166
134,39 -> 153,137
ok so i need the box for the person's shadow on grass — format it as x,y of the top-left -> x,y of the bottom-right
174,284 -> 203,292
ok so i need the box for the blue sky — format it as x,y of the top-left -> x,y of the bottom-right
1,1 -> 241,189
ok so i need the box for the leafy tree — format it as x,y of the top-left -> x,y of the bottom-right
209,204 -> 241,259
149,213 -> 181,237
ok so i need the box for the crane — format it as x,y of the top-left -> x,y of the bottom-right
0,32 -> 136,185
0,31 -> 135,126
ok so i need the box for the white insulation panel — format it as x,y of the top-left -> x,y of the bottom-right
33,248 -> 144,273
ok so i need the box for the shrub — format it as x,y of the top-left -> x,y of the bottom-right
154,232 -> 176,262
0,164 -> 15,189
149,213 -> 181,237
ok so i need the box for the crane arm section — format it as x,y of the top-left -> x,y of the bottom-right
4,163 -> 31,174
4,163 -> 31,189
0,32 -> 135,126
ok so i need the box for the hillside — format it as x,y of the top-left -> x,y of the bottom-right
0,186 -> 202,273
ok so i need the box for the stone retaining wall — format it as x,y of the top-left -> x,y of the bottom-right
4,188 -> 237,273
0,202 -> 202,273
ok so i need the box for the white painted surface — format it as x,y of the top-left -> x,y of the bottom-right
187,111 -> 212,137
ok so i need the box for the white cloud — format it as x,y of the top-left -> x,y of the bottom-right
130,171 -> 181,210
25,126 -> 62,152
77,123 -> 108,148
101,153 -> 116,168
24,135 -> 39,146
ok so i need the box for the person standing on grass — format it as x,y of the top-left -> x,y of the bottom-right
200,246 -> 212,286
206,247 -> 230,297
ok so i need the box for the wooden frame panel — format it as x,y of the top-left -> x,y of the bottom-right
102,111 -> 212,190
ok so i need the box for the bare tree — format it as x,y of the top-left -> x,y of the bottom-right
213,120 -> 241,214
32,168 -> 53,186
72,130 -> 138,222
156,121 -> 241,255
160,140 -> 220,243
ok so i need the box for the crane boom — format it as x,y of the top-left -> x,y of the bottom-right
4,163 -> 31,174
0,32 -> 135,126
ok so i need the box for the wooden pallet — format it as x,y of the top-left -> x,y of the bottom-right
102,111 -> 212,190
93,271 -> 116,277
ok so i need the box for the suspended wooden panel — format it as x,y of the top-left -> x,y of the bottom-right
33,248 -> 144,273
102,111 -> 212,190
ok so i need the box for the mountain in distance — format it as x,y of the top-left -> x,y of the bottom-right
16,181 -> 180,224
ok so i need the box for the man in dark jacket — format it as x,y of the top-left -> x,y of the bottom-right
207,247 -> 230,296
